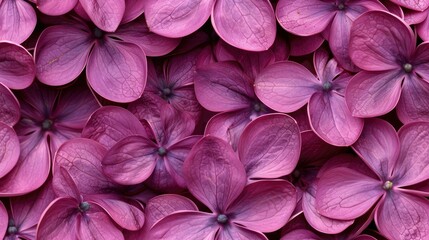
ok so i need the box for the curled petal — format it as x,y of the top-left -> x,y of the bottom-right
0,0 -> 36,43
0,41 -> 35,89
79,0 -> 125,32
0,83 -> 20,126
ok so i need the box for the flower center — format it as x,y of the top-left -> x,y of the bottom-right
42,119 -> 53,130
383,180 -> 393,190
79,201 -> 91,212
217,214 -> 228,224
8,219 -> 17,235
337,2 -> 345,10
253,102 -> 262,112
403,63 -> 413,73
158,147 -> 167,156
93,27 -> 104,39
322,81 -> 332,91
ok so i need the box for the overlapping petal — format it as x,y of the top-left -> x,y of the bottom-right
0,83 -> 20,126
79,0 -> 125,32
0,0 -> 36,43
0,41 -> 35,89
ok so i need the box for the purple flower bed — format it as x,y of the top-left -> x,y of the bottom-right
0,0 -> 428,239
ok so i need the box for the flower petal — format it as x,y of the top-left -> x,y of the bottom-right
352,118 -> 399,180
238,113 -> 301,179
195,62 -> 254,112
228,180 -> 296,232
376,191 -> 429,240
52,167 -> 81,200
144,0 -> 213,38
316,166 -> 383,220
87,39 -> 147,103
212,0 -> 276,51
394,122 -> 429,186
79,0 -> 125,32
122,0 -> 146,23
309,92 -> 364,146
218,224 -> 268,240
254,61 -> 319,112
102,135 -> 158,185
276,0 -> 335,36
413,42 -> 429,80
184,136 -> 246,213
0,202 -> 6,239
345,70 -> 404,118
0,41 -> 35,89
78,210 -> 124,240
328,12 -> 356,71
349,11 -> 414,71
390,0 -> 429,11
37,0 -> 77,16
396,75 -> 429,123
35,25 -> 93,86
0,0 -> 36,43
82,106 -> 147,149
289,34 -> 324,57
0,83 -> 19,126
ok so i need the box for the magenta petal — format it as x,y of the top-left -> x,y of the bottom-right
86,195 -> 145,230
149,211 -> 218,239
349,11 -> 414,71
228,180 -> 296,232
0,83 -> 20,126
276,0 -> 335,36
345,70 -> 404,118
36,198 -> 79,240
0,202 -> 6,239
52,167 -> 81,200
289,34 -> 324,57
78,211 -> 123,240
218,224 -> 267,240
87,40 -> 147,103
328,12 -> 356,71
414,42 -> 429,79
396,75 -> 429,123
417,15 -> 429,41
0,0 -> 36,43
79,0 -> 125,32
184,136 -> 246,213
35,25 -> 93,86
280,229 -> 320,240
376,192 -> 429,240
102,136 -> 158,185
122,0 -> 146,23
82,106 -> 147,149
254,61 -> 319,112
144,0 -> 213,38
238,113 -> 301,179
394,122 -> 429,186
309,92 -> 364,146
316,167 -> 383,220
390,0 -> 429,11
352,118 -> 399,180
37,0 -> 77,15
212,0 -> 276,51
195,62 -> 254,112
0,41 -> 35,89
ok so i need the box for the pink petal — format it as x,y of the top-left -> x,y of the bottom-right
228,180 -> 296,232
54,138 -> 114,195
352,118 -> 399,180
79,0 -> 125,32
238,113 -> 301,179
195,62 -> 254,112
82,106 -> 147,149
218,224 -> 267,240
394,122 -> 429,186
157,107 -> 195,146
390,0 -> 429,11
34,25 -> 93,86
404,8 -> 426,25
184,136 -> 246,213
254,61 -> 319,112
113,18 -> 180,57
417,14 -> 429,41
102,135 -> 158,185
309,92 -> 364,146
77,210 -> 123,240
413,42 -> 429,80
345,70 -> 404,118
396,74 -> 429,123
0,41 -> 35,89
52,167 -> 81,200
122,0 -> 146,23
0,0 -> 36,43
276,0 -> 335,36
144,0 -> 213,38
349,11 -> 414,71
316,167 -> 383,220
87,39 -> 147,103
212,0 -> 276,51
280,229 -> 320,240
149,211 -> 218,239
376,192 -> 429,240
165,48 -> 201,87
86,194 -> 145,230
37,0 -> 77,16
145,158 -> 183,193
0,83 -> 20,126
0,202 -> 6,239
36,198 -> 79,240
289,34 -> 324,57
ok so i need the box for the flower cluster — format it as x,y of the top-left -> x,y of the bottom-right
0,0 -> 428,239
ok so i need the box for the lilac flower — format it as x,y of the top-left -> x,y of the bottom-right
1,82 -> 99,195
34,15 -> 180,102
144,0 -> 277,51
0,41 -> 35,90
276,0 -> 385,71
149,136 -> 297,239
0,0 -> 36,43
255,48 -> 364,146
316,119 -> 429,240
346,10 -> 429,123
